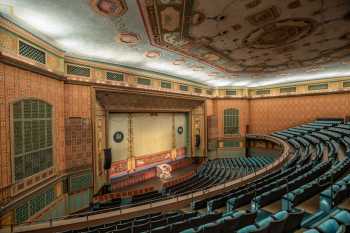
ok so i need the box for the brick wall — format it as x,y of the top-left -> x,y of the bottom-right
64,84 -> 92,172
249,93 -> 350,133
0,62 -> 65,191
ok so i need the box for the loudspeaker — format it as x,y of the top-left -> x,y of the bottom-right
104,148 -> 112,170
195,134 -> 201,148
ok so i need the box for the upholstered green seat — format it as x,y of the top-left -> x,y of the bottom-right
179,228 -> 196,233
237,225 -> 258,233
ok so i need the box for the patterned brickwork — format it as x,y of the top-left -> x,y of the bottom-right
0,63 -> 65,194
64,118 -> 92,172
64,85 -> 92,172
249,93 -> 350,133
64,84 -> 91,119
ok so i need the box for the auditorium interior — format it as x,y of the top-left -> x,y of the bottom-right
1,0 -> 350,232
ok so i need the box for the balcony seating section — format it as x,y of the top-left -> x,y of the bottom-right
274,121 -> 350,163
236,209 -> 305,233
167,156 -> 274,195
320,174 -> 350,212
179,210 -> 257,233
282,158 -> 350,211
60,120 -> 350,233
191,166 -> 284,210
60,211 -> 200,233
247,161 -> 331,210
303,209 -> 350,233
206,164 -> 300,212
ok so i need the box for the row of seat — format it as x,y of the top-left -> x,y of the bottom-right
283,158 -> 350,211
236,209 -> 305,233
192,162 -> 297,211
272,120 -> 350,232
274,121 -> 350,162
239,161 -> 331,211
304,209 -> 350,233
320,174 -> 350,212
179,210 -> 257,233
168,156 -> 274,196
61,211 -> 199,233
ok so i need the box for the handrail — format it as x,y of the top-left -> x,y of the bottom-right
0,134 -> 291,233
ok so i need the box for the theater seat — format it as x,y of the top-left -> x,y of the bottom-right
333,210 -> 350,226
333,210 -> 350,233
270,211 -> 288,233
237,211 -> 257,230
316,219 -> 346,233
284,209 -> 305,233
151,218 -> 167,228
114,227 -> 132,233
179,228 -> 196,233
150,224 -> 171,233
172,220 -> 191,232
133,222 -> 149,233
219,215 -> 240,233
196,222 -> 222,233
237,223 -> 270,233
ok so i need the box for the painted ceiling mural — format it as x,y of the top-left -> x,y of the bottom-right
1,0 -> 350,87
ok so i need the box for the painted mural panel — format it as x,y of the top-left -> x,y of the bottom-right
108,113 -> 129,161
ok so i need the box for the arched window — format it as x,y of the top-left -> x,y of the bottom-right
12,99 -> 53,181
223,108 -> 239,135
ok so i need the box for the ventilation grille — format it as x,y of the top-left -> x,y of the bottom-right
256,89 -> 271,95
343,81 -> 350,88
280,86 -> 296,94
179,85 -> 188,91
137,77 -> 151,86
308,83 -> 328,91
106,71 -> 124,81
226,90 -> 236,96
67,64 -> 90,77
161,81 -> 171,89
19,41 -> 46,64
194,88 -> 202,94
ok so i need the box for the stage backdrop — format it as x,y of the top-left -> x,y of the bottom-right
108,113 -> 188,175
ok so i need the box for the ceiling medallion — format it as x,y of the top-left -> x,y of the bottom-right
244,18 -> 316,49
116,32 -> 141,45
144,50 -> 161,58
90,0 -> 128,16
172,58 -> 185,65
202,53 -> 220,62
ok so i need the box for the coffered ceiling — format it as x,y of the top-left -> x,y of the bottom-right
1,0 -> 350,87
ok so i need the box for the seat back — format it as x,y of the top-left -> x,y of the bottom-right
268,218 -> 286,233
114,227 -> 132,233
171,220 -> 191,233
237,211 -> 257,229
133,222 -> 150,233
316,219 -> 344,233
151,224 -> 171,233
221,216 -> 240,233
151,218 -> 167,229
284,209 -> 305,233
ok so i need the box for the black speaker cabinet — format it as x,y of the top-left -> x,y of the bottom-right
104,148 -> 112,170
195,134 -> 201,148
